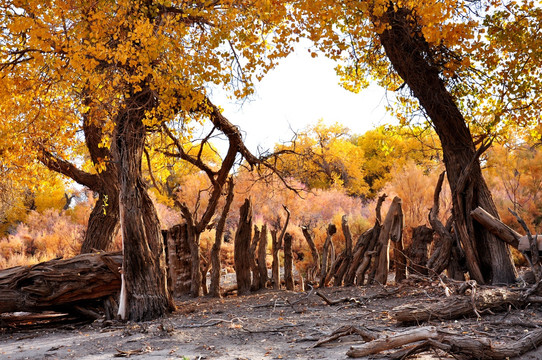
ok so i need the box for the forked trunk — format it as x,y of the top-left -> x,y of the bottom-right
115,89 -> 174,321
378,7 -> 516,284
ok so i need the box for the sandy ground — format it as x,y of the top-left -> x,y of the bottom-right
2,282 -> 542,360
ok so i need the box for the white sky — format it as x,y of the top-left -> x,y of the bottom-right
209,43 -> 396,154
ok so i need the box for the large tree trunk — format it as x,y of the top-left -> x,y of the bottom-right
114,89 -> 174,321
377,7 -> 516,284
234,199 -> 253,295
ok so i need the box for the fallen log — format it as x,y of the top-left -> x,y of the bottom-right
346,325 -> 542,359
347,326 -> 437,358
0,252 -> 122,315
392,286 -> 542,323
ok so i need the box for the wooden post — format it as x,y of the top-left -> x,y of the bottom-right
234,199 -> 253,295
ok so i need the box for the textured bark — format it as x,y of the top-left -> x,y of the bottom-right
284,232 -> 294,290
114,89 -> 174,321
0,252 -> 122,314
164,224 -> 192,296
374,197 -> 403,285
301,226 -> 320,283
209,178 -> 234,298
378,7 -> 516,284
258,224 -> 269,289
407,226 -> 433,276
234,199 -> 253,295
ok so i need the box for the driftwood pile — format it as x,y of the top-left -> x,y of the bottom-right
313,280 -> 542,359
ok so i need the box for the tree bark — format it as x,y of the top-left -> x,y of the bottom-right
284,232 -> 294,290
378,6 -> 516,284
209,178 -> 234,298
164,223 -> 192,296
258,224 -> 269,289
114,89 -> 174,321
234,199 -> 253,295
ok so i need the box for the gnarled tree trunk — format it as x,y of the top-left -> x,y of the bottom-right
378,7 -> 516,284
114,89 -> 174,321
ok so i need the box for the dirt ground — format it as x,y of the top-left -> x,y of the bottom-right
2,280 -> 542,360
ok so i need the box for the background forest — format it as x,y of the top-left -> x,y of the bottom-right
1,120 -> 540,271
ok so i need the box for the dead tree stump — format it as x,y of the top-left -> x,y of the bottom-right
234,199 -> 253,295
320,223 -> 337,288
250,225 -> 261,291
301,226 -> 320,283
407,225 -> 433,276
374,196 -> 403,285
164,224 -> 192,297
284,232 -> 294,290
